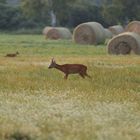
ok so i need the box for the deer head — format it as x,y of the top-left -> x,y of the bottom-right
48,58 -> 57,68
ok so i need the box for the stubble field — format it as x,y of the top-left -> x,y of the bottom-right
0,34 -> 140,140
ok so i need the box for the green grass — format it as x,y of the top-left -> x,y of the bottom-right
0,34 -> 140,140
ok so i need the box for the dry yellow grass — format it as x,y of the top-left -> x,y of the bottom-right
0,34 -> 140,140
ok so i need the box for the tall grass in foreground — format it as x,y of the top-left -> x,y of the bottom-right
0,34 -> 140,140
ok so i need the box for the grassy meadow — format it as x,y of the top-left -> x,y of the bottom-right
0,34 -> 140,140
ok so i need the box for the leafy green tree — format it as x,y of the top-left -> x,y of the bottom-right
0,1 -> 38,30
101,5 -> 123,25
21,0 -> 78,26
0,4 -> 20,29
21,0 -> 48,22
101,0 -> 140,26
116,0 -> 140,22
0,0 -> 6,3
68,4 -> 103,27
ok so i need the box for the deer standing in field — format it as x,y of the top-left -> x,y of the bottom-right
5,51 -> 19,57
48,58 -> 91,79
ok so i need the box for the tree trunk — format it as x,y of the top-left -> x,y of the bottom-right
50,10 -> 56,27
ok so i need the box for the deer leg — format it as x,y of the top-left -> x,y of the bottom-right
85,73 -> 91,79
64,74 -> 68,79
79,73 -> 85,78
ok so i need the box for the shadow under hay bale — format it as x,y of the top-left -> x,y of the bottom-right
109,25 -> 124,36
43,27 -> 72,40
125,21 -> 140,35
107,32 -> 140,55
73,22 -> 106,45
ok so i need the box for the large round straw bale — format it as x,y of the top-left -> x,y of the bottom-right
104,28 -> 113,39
125,21 -> 140,35
73,22 -> 106,45
43,26 -> 52,35
108,32 -> 140,55
109,25 -> 124,35
43,27 -> 72,40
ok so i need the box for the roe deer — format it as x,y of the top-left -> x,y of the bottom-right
48,58 -> 91,79
5,51 -> 19,57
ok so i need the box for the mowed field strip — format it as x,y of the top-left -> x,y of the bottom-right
0,34 -> 140,140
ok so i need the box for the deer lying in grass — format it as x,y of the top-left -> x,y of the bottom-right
5,51 -> 19,57
48,58 -> 91,79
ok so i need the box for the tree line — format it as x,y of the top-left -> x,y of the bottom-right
0,0 -> 140,30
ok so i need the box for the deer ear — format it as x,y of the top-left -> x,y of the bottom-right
52,58 -> 55,62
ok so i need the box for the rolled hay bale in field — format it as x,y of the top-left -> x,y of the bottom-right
43,26 -> 52,35
125,21 -> 140,35
104,39 -> 111,45
43,27 -> 72,40
108,32 -> 140,55
104,28 -> 113,39
109,25 -> 124,36
73,22 -> 106,45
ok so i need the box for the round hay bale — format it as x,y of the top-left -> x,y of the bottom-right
104,28 -> 113,39
125,21 -> 140,35
43,27 -> 72,40
43,26 -> 52,35
108,32 -> 140,55
73,22 -> 106,45
109,25 -> 124,35
104,39 -> 111,45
